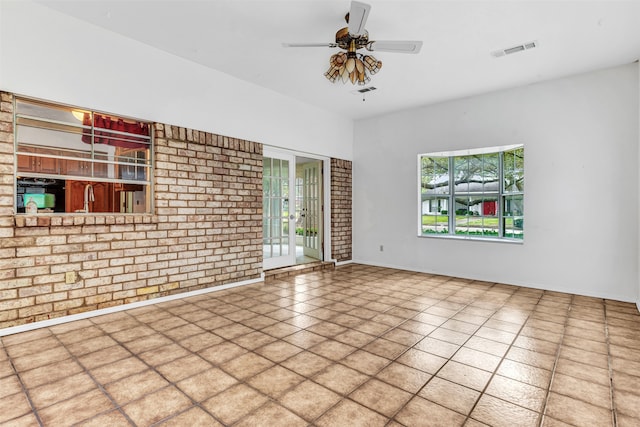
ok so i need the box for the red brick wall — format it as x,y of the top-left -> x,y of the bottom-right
0,92 -> 263,328
330,158 -> 353,262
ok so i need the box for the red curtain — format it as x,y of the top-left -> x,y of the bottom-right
82,113 -> 149,149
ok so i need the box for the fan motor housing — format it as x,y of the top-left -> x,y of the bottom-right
335,27 -> 369,50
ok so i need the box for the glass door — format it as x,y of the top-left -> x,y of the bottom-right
302,161 -> 322,259
263,150 -> 296,270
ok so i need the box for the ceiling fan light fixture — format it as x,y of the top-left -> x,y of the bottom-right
325,52 -> 380,86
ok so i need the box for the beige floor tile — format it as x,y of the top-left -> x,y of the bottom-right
506,346 -> 557,370
362,338 -> 407,360
124,333 -> 173,354
395,396 -> 466,427
473,326 -> 517,345
0,391 -> 33,424
176,367 -> 237,402
555,357 -> 610,386
551,373 -> 611,409
247,365 -> 304,398
545,392 -> 613,426
29,372 -> 97,409
202,383 -> 269,425
470,394 -> 540,427
55,325 -> 105,345
211,322 -> 254,340
20,358 -> 84,389
429,327 -> 471,346
156,354 -> 212,382
279,379 -> 341,421
235,401 -> 307,427
414,336 -> 460,359
310,339 -> 357,361
281,351 -> 332,377
397,319 -> 438,335
38,388 -> 115,426
110,325 -> 156,342
349,378 -> 412,417
254,340 -> 302,362
342,349 -> 391,375
90,356 -> 147,384
452,346 -> 502,372
75,409 -> 132,427
259,321 -> 301,338
123,386 -> 192,425
559,346 -> 609,369
465,336 -> 510,358
615,389 -> 640,418
612,370 -> 640,394
1,328 -> 52,348
486,375 -> 547,412
105,369 -> 170,405
0,358 -> 13,379
496,359 -> 552,389
220,351 -> 274,379
375,362 -> 432,394
333,329 -> 376,347
381,327 -> 423,346
397,348 -> 447,374
612,354 -> 640,376
198,341 -> 247,365
436,360 -> 492,391
419,376 -> 480,415
314,363 -> 369,395
12,345 -> 71,372
231,330 -> 277,350
316,399 -> 388,427
77,344 -> 131,370
157,406 -> 224,426
306,321 -> 348,338
0,374 -> 22,399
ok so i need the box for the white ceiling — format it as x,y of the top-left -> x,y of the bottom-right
37,0 -> 640,120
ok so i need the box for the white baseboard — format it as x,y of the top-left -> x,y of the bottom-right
0,275 -> 264,337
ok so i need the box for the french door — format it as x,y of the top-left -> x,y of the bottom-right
302,161 -> 322,259
263,150 -> 296,270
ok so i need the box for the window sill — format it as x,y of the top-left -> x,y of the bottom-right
418,233 -> 524,244
14,213 -> 158,228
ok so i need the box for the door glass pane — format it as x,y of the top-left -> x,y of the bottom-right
263,156 -> 290,260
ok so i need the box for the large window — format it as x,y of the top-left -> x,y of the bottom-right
419,145 -> 523,241
15,98 -> 152,214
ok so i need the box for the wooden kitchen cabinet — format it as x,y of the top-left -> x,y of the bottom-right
16,148 -> 62,175
65,181 -> 115,213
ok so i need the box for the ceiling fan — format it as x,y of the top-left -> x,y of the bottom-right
283,1 -> 423,85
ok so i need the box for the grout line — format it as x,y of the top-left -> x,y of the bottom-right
603,302 -> 619,427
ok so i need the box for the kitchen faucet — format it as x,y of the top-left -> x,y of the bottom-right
83,183 -> 94,212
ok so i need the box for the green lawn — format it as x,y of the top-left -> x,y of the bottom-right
422,215 -> 518,228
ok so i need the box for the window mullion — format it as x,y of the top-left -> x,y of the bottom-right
448,156 -> 454,235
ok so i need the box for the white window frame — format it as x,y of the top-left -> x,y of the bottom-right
417,144 -> 524,242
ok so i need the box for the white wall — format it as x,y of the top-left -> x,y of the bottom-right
0,1 -> 352,160
354,63 -> 639,302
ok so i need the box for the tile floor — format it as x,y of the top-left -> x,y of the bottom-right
1,264 -> 639,426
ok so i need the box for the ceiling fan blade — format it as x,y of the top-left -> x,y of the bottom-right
282,42 -> 337,48
368,40 -> 423,54
348,1 -> 371,36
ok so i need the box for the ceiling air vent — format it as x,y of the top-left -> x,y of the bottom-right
351,86 -> 377,94
491,41 -> 538,58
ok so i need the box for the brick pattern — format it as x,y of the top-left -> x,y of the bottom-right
0,92 -> 263,328
330,158 -> 352,262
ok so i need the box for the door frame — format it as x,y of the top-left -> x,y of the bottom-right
262,146 -> 332,270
